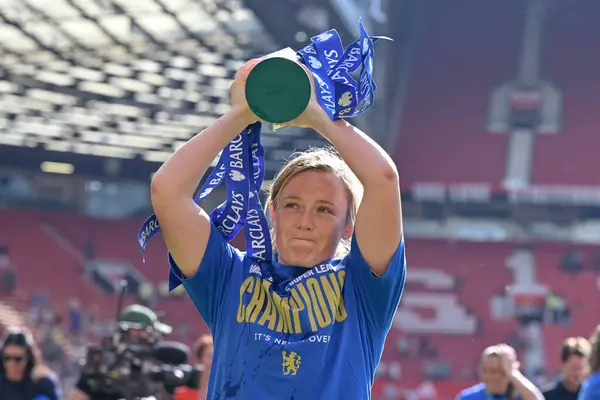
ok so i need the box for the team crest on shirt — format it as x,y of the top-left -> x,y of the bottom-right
282,351 -> 301,376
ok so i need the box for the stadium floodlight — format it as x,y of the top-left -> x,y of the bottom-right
40,161 -> 75,174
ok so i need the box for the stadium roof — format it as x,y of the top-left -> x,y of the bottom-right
0,0 -> 273,54
0,0 -> 328,180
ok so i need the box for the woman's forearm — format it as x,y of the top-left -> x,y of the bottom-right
512,370 -> 544,400
152,106 -> 256,197
311,117 -> 402,273
313,118 -> 398,187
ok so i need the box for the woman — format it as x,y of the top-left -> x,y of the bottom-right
542,336 -> 589,400
456,344 -> 543,400
174,334 -> 213,400
194,334 -> 213,400
0,327 -> 62,400
579,325 -> 600,400
152,59 -> 405,399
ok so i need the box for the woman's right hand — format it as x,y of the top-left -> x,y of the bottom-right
230,59 -> 261,124
497,344 -> 519,377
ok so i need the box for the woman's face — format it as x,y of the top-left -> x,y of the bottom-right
481,356 -> 509,394
271,170 -> 352,268
2,344 -> 27,382
562,354 -> 587,387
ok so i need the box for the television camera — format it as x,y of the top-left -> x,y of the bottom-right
78,283 -> 202,399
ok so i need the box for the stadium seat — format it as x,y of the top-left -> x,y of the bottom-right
531,0 -> 600,185
395,0 -> 524,190
534,243 -> 600,374
386,239 -> 520,381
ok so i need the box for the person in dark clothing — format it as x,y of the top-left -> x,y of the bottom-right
543,336 -> 590,400
0,327 -> 62,400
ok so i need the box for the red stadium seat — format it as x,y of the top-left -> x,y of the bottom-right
0,209 -> 208,342
395,0 -> 523,190
531,0 -> 600,186
533,243 -> 600,373
383,239 -> 519,381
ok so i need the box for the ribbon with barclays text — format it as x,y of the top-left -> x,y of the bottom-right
296,19 -> 389,119
137,20 -> 389,285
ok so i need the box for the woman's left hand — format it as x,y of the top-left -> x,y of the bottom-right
497,344 -> 520,377
279,66 -> 332,132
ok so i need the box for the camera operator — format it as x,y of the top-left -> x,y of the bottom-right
66,304 -> 197,400
542,336 -> 590,400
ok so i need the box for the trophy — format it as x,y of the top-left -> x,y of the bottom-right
244,20 -> 389,128
245,48 -> 312,125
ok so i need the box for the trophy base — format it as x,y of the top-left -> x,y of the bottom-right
245,57 -> 311,124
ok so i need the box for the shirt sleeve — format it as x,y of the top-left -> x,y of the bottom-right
35,376 -> 62,400
168,221 -> 239,330
454,388 -> 477,400
346,234 -> 406,330
579,379 -> 600,400
541,386 -> 554,400
454,391 -> 466,400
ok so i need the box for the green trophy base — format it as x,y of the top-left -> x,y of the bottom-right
245,57 -> 311,124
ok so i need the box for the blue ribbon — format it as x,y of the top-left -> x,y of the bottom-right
138,122 -> 271,265
137,20 -> 389,284
297,19 -> 390,119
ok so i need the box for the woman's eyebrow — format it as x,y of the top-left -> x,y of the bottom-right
283,196 -> 338,207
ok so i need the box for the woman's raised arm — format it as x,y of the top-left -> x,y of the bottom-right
151,61 -> 258,277
300,109 -> 402,276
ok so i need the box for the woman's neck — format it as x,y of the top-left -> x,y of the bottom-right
275,253 -> 332,269
4,375 -> 25,383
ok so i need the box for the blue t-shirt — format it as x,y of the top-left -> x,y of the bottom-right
456,383 -> 521,400
0,375 -> 62,400
579,371 -> 600,400
169,222 -> 406,400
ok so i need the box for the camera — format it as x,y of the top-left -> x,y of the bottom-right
78,301 -> 202,399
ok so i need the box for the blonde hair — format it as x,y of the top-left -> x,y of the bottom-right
265,146 -> 362,258
482,345 -> 507,360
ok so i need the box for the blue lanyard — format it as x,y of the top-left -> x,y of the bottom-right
138,122 -> 271,263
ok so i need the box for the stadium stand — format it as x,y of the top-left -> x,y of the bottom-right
0,0 -> 328,177
534,242 -> 600,373
384,240 -> 518,381
394,0 -> 524,190
531,0 -> 600,186
0,208 -> 207,341
3,0 -> 600,399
